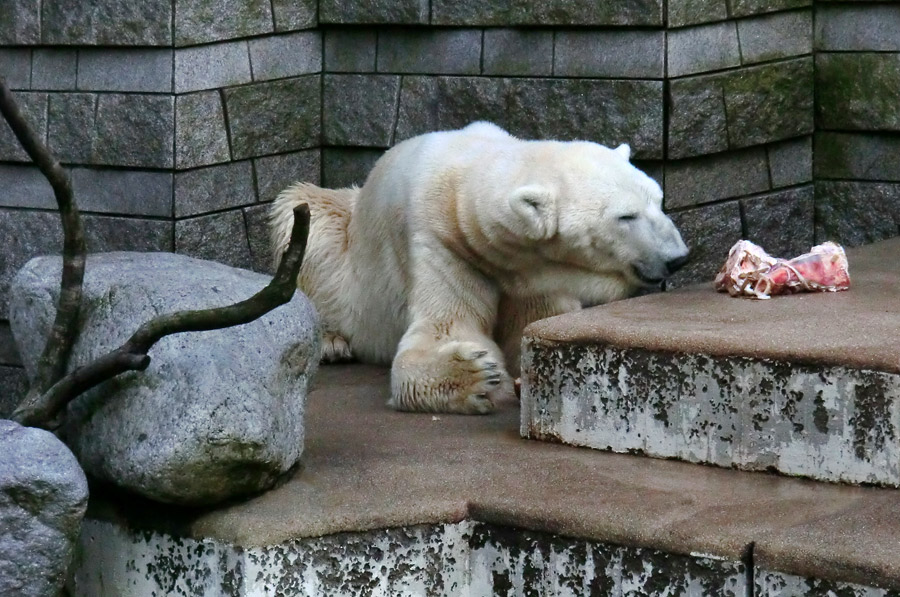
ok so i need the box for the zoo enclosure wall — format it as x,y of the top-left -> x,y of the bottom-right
0,0 -> 898,411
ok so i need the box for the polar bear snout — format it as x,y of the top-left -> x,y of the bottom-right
665,253 -> 690,275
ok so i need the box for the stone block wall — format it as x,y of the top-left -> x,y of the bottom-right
813,1 -> 900,247
1,0 -> 897,406
318,0 -> 816,288
0,0 -> 320,409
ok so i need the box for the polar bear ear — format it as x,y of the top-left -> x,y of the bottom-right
614,143 -> 631,161
508,185 -> 557,240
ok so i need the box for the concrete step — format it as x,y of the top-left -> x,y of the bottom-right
522,237 -> 900,487
69,366 -> 900,596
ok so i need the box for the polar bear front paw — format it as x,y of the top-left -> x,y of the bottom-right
439,341 -> 505,414
321,332 -> 353,363
390,339 -> 513,414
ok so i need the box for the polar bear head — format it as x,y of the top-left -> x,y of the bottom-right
506,141 -> 690,302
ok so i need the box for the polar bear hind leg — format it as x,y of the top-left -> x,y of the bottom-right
270,182 -> 358,364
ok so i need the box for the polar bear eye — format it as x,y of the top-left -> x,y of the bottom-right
618,214 -> 638,222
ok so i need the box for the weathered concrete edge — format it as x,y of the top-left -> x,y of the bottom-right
756,568 -> 900,597
70,516 -> 900,595
69,517 -> 748,596
82,490 -> 900,593
521,337 -> 900,488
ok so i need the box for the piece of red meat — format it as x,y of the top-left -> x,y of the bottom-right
715,240 -> 850,299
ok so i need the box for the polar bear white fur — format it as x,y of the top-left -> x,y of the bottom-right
270,122 -> 689,414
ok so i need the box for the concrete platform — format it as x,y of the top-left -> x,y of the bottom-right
522,237 -> 900,487
71,365 -> 900,595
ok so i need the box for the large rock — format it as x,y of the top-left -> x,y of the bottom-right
0,420 -> 88,597
9,252 -> 320,505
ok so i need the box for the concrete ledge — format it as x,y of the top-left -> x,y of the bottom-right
522,238 -> 900,487
70,520 -> 746,596
69,362 -> 900,593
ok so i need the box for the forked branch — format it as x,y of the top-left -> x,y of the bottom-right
11,205 -> 310,430
1,75 -> 311,430
0,76 -> 86,401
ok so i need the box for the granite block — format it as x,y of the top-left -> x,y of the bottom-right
174,161 -> 256,218
665,147 -> 770,209
254,150 -> 321,203
0,209 -> 172,314
224,76 -> 321,160
815,132 -> 900,182
47,93 -> 95,164
737,10 -> 813,65
722,58 -> 814,148
667,201 -> 744,288
668,0 -> 728,28
0,93 -> 48,163
175,0 -> 273,46
324,29 -> 378,72
554,30 -> 664,78
83,214 -> 173,254
816,4 -> 900,51
244,204 -> 275,274
0,165 -> 54,209
71,168 -> 173,217
249,31 -> 322,81
768,136 -> 813,188
728,0 -> 811,19
483,30 -> 553,77
31,49 -> 77,91
49,93 -> 175,168
77,49 -> 173,93
377,29 -> 482,75
0,49 -> 32,90
42,0 -> 171,46
816,53 -> 900,132
98,95 -> 175,168
174,41 -> 253,94
741,185 -> 815,257
322,147 -> 384,188
175,210 -> 253,270
0,0 -> 40,44
815,181 -> 900,247
395,76 -> 663,159
667,22 -> 740,78
0,209 -> 59,315
175,91 -> 231,171
430,0 -> 664,26
323,75 -> 400,146
667,76 -> 729,159
0,166 -> 171,216
319,0 -> 428,24
272,0 -> 318,31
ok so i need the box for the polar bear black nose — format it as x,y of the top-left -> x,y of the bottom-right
666,254 -> 690,274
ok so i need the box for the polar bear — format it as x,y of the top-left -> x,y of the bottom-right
270,122 -> 689,414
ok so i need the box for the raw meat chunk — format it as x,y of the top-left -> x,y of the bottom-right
715,240 -> 850,299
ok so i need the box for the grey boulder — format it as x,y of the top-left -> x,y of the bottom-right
10,252 -> 320,505
0,419 -> 88,597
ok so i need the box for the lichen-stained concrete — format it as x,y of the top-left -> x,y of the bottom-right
70,520 -> 471,596
522,237 -> 900,487
67,362 -> 900,594
522,344 -> 900,486
70,519 -> 747,596
756,570 -> 900,597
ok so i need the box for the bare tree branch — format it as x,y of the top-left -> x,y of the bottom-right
0,76 -> 87,400
11,205 -> 311,430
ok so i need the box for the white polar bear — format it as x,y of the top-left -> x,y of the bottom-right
270,122 -> 689,414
